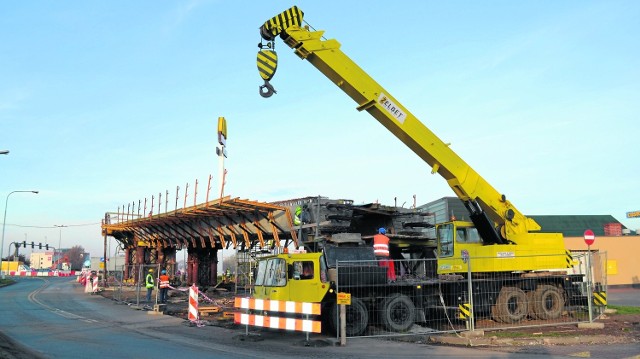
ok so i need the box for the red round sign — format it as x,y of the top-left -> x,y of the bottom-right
584,229 -> 595,246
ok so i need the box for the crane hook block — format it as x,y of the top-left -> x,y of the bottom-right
259,80 -> 277,98
258,49 -> 278,81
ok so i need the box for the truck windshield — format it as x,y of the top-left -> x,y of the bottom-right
456,227 -> 481,243
255,260 -> 267,286
258,258 -> 287,287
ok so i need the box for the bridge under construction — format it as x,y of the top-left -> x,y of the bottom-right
102,194 -> 432,288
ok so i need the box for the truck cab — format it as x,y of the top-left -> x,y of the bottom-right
253,251 -> 331,303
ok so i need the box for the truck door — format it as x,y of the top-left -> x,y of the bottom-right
288,260 -> 326,303
436,223 -> 455,258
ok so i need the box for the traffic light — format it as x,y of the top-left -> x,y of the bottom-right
39,243 -> 42,249
45,244 -> 49,250
22,241 -> 26,247
31,241 -> 34,248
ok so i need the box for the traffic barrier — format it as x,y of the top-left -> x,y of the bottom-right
233,297 -> 321,333
188,284 -> 199,322
92,277 -> 99,293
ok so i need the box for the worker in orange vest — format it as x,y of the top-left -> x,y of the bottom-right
159,269 -> 170,304
373,227 -> 396,282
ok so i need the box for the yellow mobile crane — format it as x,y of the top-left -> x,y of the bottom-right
252,6 -> 588,335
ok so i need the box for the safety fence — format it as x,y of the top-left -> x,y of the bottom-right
110,264 -> 162,306
334,251 -> 607,338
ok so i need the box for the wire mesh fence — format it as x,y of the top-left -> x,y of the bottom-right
335,251 -> 607,338
111,264 -> 161,306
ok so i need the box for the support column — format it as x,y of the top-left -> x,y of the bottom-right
124,247 -> 130,280
157,246 -> 165,268
136,246 -> 145,284
211,249 -> 219,285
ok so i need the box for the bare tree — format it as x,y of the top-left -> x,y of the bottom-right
222,253 -> 236,272
66,245 -> 86,270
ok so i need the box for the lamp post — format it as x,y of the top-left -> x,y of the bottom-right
1,190 -> 39,279
54,225 -> 67,269
0,150 -> 9,155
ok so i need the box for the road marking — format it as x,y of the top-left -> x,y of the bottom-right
568,352 -> 591,357
27,278 -> 93,322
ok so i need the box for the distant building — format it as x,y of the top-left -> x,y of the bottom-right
417,197 -> 631,236
30,251 -> 54,270
90,256 -> 126,273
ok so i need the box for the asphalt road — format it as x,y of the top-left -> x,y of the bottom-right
608,286 -> 640,307
0,277 -> 590,359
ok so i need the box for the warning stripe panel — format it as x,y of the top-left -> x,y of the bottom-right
593,291 -> 607,306
234,297 -> 320,315
234,313 -> 321,333
458,303 -> 470,320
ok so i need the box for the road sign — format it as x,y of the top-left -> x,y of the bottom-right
337,292 -> 351,305
627,210 -> 640,218
584,229 -> 595,246
461,249 -> 469,264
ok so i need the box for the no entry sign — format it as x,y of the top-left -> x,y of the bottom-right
584,229 -> 595,246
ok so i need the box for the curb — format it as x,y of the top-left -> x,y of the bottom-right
428,334 -> 623,347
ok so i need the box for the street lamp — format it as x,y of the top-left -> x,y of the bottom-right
0,150 -> 9,155
54,225 -> 67,269
0,190 -> 39,279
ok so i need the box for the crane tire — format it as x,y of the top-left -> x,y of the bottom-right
380,293 -> 416,332
531,285 -> 565,320
326,297 -> 368,336
491,287 -> 528,323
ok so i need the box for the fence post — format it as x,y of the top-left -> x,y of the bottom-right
587,249 -> 593,323
467,256 -> 475,331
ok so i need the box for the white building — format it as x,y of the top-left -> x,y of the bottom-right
30,251 -> 54,270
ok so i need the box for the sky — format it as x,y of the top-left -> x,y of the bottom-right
1,1 -> 639,258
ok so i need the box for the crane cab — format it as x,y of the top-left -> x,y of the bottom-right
435,221 -> 569,274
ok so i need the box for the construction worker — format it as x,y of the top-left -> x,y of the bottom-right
159,269 -> 170,303
293,206 -> 302,225
373,227 -> 396,282
145,268 -> 155,302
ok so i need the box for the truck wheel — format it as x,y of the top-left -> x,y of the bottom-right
327,297 -> 368,336
531,285 -> 565,320
492,287 -> 528,323
380,294 -> 415,332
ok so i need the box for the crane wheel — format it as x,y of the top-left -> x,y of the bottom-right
491,287 -> 528,323
326,297 -> 368,336
379,293 -> 415,332
530,285 -> 565,320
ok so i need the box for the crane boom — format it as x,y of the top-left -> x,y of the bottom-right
257,7 -> 552,247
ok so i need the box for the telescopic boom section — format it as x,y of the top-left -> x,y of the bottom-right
259,7 -> 545,245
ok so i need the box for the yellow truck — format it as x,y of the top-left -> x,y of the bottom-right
252,6 -> 590,336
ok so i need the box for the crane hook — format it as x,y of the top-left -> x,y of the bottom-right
259,80 -> 277,98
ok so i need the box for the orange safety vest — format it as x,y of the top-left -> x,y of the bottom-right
159,274 -> 170,289
373,234 -> 390,257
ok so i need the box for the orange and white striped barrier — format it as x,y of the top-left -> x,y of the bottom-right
188,284 -> 199,323
233,297 -> 321,333
233,297 -> 321,315
92,277 -> 99,293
